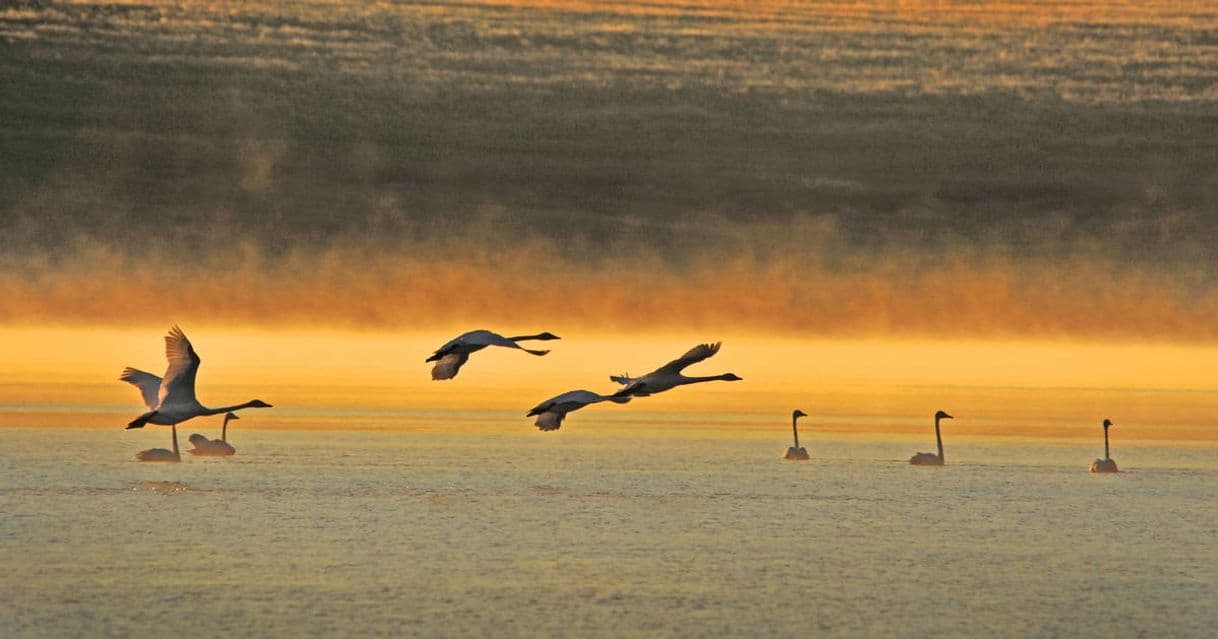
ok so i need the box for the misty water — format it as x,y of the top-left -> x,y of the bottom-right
3,424 -> 1216,637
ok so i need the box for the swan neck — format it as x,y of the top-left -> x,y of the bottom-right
934,416 -> 944,462
222,415 -> 229,442
203,401 -> 257,417
1104,425 -> 1110,460
792,415 -> 800,449
686,374 -> 729,383
171,424 -> 180,459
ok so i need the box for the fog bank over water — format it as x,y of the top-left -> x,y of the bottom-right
4,228 -> 1218,339
3,0 -> 1217,337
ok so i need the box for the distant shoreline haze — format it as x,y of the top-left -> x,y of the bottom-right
3,1 -> 1217,338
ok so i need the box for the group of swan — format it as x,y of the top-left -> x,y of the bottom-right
785,409 -> 1121,472
122,327 -> 272,462
425,330 -> 742,430
528,340 -> 741,431
119,326 -> 1121,473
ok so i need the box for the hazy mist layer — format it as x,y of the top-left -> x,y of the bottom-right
3,1 -> 1217,336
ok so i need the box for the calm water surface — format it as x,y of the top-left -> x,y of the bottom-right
2,423 -> 1216,638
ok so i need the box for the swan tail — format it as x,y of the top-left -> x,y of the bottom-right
127,411 -> 156,429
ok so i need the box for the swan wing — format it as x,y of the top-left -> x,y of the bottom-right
534,410 -> 565,431
159,326 -> 201,406
119,367 -> 162,409
548,390 -> 604,406
456,329 -> 511,347
433,330 -> 478,353
431,352 -> 470,380
651,342 -> 722,375
530,391 -> 612,431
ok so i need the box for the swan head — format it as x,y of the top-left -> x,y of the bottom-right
248,400 -> 272,408
225,412 -> 240,420
1102,418 -> 1113,428
793,409 -> 808,419
935,410 -> 953,420
535,332 -> 561,340
721,373 -> 743,381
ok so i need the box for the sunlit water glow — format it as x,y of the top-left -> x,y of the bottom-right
3,424 -> 1216,637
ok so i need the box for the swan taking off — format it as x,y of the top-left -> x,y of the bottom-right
610,342 -> 742,398
1090,419 -> 1119,473
526,390 -> 630,431
910,410 -> 953,466
784,409 -> 810,460
189,412 -> 240,456
120,367 -> 181,462
426,329 -> 560,380
124,326 -> 272,438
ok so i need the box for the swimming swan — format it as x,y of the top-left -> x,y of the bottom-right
125,326 -> 272,434
526,390 -> 630,431
1089,419 -> 1119,472
188,412 -> 240,456
784,409 -> 810,460
427,329 -> 560,380
910,410 -> 953,466
610,342 -> 742,397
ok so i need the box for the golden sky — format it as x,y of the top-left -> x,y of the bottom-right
2,325 -> 1217,440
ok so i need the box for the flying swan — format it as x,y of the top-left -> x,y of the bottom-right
123,327 -> 272,460
426,329 -> 560,380
1089,419 -> 1119,473
526,390 -> 631,431
909,410 -> 953,466
610,342 -> 742,397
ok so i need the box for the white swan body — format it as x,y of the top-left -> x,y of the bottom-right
784,409 -> 810,460
1090,419 -> 1119,472
526,389 -> 630,431
910,410 -> 953,466
189,412 -> 239,456
124,326 -> 272,431
611,342 -> 742,397
427,329 -> 560,380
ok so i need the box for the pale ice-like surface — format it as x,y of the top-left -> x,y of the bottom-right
2,425 -> 1216,637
